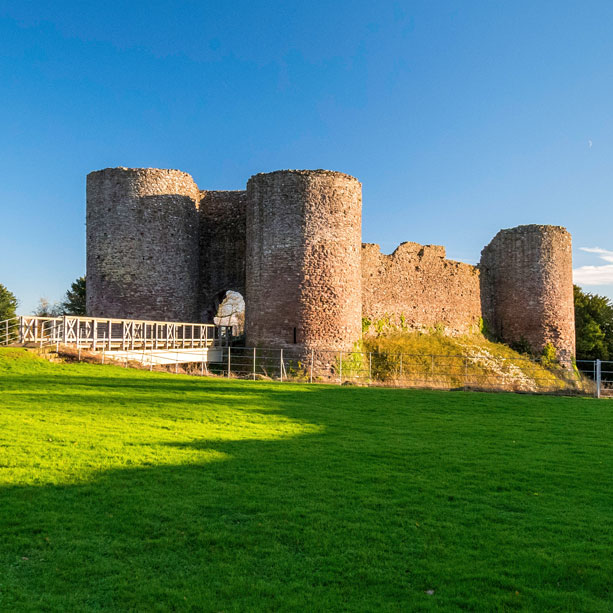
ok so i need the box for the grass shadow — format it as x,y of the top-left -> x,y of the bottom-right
1,357 -> 613,611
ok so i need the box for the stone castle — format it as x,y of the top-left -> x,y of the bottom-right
86,167 -> 576,363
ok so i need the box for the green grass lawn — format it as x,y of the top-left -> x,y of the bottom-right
1,348 -> 612,612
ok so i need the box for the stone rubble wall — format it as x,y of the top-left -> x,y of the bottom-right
86,167 -> 576,364
480,225 -> 575,365
361,242 -> 482,334
198,190 -> 246,321
245,170 -> 362,350
86,167 -> 200,322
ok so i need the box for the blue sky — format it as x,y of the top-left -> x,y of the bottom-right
1,1 -> 613,313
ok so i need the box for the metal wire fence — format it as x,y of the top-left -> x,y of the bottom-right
576,359 -> 613,398
203,346 -> 599,396
4,317 -> 612,398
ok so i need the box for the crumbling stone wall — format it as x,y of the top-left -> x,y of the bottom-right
198,190 -> 246,321
480,225 -> 575,364
245,170 -> 362,350
361,242 -> 482,333
86,167 -> 576,363
86,167 -> 200,321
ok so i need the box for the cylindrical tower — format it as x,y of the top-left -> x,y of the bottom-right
245,169 -> 362,350
480,225 -> 575,365
87,167 -> 200,322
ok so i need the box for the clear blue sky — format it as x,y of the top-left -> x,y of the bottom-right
2,1 -> 613,313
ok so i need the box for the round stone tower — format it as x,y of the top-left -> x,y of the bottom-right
245,169 -> 362,350
86,167 -> 200,322
480,225 -> 575,365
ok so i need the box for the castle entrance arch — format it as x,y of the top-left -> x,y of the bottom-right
213,290 -> 245,338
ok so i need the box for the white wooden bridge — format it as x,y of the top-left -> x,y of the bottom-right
0,315 -> 231,365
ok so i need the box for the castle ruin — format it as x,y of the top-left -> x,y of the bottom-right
86,167 -> 576,363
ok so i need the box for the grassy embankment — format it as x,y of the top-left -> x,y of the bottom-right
1,348 -> 611,611
359,330 -> 583,392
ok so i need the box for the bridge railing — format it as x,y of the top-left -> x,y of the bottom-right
0,317 -> 20,346
1,315 -> 229,350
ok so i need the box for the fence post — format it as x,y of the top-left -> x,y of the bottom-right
280,349 -> 283,381
369,352 -> 372,381
5,319 -> 9,345
339,351 -> 343,384
310,349 -> 314,384
253,347 -> 256,381
227,346 -> 231,378
464,357 -> 468,390
596,359 -> 602,399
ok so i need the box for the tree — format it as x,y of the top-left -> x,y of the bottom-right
574,285 -> 613,360
0,284 -> 18,321
60,276 -> 86,315
33,297 -> 62,317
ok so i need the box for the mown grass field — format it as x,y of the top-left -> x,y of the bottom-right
1,348 -> 612,611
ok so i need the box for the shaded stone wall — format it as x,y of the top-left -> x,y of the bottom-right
361,242 -> 482,333
198,190 -> 246,321
86,167 -> 200,321
480,225 -> 575,364
245,170 -> 362,350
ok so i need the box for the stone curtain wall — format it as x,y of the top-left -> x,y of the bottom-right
480,225 -> 575,364
86,168 -> 200,322
245,170 -> 362,350
361,242 -> 482,333
198,190 -> 247,321
85,167 -> 576,363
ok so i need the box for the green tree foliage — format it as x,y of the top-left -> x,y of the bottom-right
574,285 -> 613,360
60,276 -> 86,316
0,284 -> 18,321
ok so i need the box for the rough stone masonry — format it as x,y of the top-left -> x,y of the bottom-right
86,167 -> 575,364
